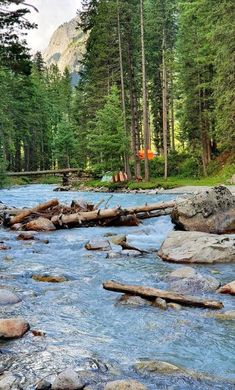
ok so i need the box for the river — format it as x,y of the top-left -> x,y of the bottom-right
0,185 -> 234,389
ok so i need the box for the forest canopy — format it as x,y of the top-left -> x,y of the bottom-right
0,0 -> 234,182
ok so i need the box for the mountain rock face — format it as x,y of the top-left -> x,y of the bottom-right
43,16 -> 87,84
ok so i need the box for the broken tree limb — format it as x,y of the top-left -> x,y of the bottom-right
7,199 -> 59,226
51,200 -> 175,227
102,280 -> 223,309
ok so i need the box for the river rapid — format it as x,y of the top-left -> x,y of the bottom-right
0,185 -> 234,389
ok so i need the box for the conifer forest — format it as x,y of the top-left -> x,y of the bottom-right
0,0 -> 234,182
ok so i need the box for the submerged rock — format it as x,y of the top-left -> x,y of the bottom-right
85,239 -> 111,251
207,311 -> 235,321
51,368 -> 85,390
104,380 -> 148,390
159,231 -> 235,263
152,297 -> 168,310
0,244 -> 11,250
0,318 -> 30,339
32,275 -> 68,283
108,234 -> 126,246
17,232 -> 35,240
117,294 -> 152,307
168,267 -> 220,293
217,281 -> 235,295
25,217 -> 56,232
134,360 -> 184,375
0,289 -> 21,305
0,372 -> 18,390
171,186 -> 235,234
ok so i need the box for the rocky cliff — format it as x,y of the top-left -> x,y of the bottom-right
43,16 -> 87,84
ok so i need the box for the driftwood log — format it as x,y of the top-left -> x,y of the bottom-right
51,200 -> 175,227
8,199 -> 59,226
103,280 -> 223,309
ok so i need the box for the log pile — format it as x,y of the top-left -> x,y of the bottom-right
2,198 -> 175,231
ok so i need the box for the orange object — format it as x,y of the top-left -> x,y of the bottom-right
138,149 -> 155,160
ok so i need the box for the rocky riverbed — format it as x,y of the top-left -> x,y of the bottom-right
0,185 -> 234,389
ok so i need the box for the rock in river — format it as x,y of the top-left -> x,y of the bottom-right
168,267 -> 220,293
32,275 -> 68,283
171,186 -> 235,233
52,368 -> 85,389
134,360 -> 184,375
104,380 -> 148,390
0,288 -> 21,305
158,231 -> 235,263
0,318 -> 30,339
85,238 -> 111,251
217,280 -> 235,295
25,217 -> 56,232
0,372 -> 18,390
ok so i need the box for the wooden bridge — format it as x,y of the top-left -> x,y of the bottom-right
6,168 -> 80,177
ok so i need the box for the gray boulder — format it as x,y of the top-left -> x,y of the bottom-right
168,267 -> 220,293
159,231 -> 235,263
0,289 -> 21,305
52,368 -> 85,390
171,186 -> 235,234
85,239 -> 111,251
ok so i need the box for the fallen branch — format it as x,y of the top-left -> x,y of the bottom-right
103,280 -> 223,309
7,199 -> 59,226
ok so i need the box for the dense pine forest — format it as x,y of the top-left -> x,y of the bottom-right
0,0 -> 234,184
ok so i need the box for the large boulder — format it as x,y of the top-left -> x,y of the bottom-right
158,231 -> 235,263
104,380 -> 148,390
25,217 -> 56,232
85,238 -> 111,251
0,372 -> 18,390
171,186 -> 235,234
0,318 -> 30,339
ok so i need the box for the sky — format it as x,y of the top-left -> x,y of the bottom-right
25,0 -> 82,52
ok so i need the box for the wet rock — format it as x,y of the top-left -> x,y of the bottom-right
0,289 -> 21,305
0,244 -> 11,250
217,281 -> 235,295
25,217 -> 56,232
35,379 -> 52,390
85,239 -> 111,251
117,294 -> 151,307
171,186 -> 235,234
121,250 -> 141,257
106,251 -> 122,259
32,275 -> 68,283
104,380 -> 148,390
108,234 -> 126,246
32,329 -> 46,337
167,302 -> 182,310
134,360 -> 184,375
11,223 -> 23,231
17,232 -> 35,240
152,297 -> 167,310
0,318 -> 30,339
0,372 -> 18,390
208,310 -> 235,321
168,267 -> 197,279
159,231 -> 235,263
168,267 -> 220,293
51,368 -> 85,389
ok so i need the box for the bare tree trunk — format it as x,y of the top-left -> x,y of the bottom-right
140,0 -> 149,181
162,28 -> 168,179
117,0 -> 131,179
127,41 -> 141,178
170,73 -> 175,151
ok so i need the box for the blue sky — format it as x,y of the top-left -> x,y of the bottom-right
26,0 -> 82,52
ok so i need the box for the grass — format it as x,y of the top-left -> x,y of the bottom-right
6,175 -> 60,187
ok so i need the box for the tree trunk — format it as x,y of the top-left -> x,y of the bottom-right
170,73 -> 175,151
140,0 -> 149,182
117,0 -> 131,179
162,28 -> 168,179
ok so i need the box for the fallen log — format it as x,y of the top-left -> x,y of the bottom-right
103,280 -> 223,309
51,200 -> 175,227
7,199 -> 59,226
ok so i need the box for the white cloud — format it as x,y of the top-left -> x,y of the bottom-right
25,0 -> 82,53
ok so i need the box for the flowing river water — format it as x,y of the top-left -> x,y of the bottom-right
0,185 -> 234,389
